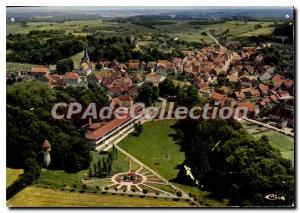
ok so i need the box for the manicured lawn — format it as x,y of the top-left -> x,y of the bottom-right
6,168 -> 23,187
35,150 -> 140,191
111,149 -> 141,173
7,186 -> 193,207
35,169 -> 87,190
119,120 -> 184,181
255,131 -> 294,164
119,120 -> 226,206
242,120 -> 294,165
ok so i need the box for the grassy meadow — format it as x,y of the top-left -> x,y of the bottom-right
119,119 -> 183,181
6,168 -> 23,187
7,20 -> 274,45
7,186 -> 193,207
119,119 -> 227,206
241,120 -> 294,164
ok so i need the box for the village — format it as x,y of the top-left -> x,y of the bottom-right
5,6 -> 295,208
6,39 -> 295,140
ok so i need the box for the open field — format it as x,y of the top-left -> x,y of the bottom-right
6,168 -> 23,187
193,21 -> 274,41
7,20 -> 118,35
70,51 -> 84,69
7,20 -> 274,45
255,131 -> 294,164
239,27 -> 274,37
49,51 -> 84,70
119,120 -> 227,206
6,20 -> 155,36
35,169 -> 87,190
120,120 -> 183,181
241,120 -> 294,164
7,186 -> 193,207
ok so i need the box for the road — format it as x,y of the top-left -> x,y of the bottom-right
206,32 -> 224,49
206,31 -> 236,73
241,117 -> 294,137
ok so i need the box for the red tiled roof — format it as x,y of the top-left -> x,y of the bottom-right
272,74 -> 285,87
86,117 -> 130,140
192,65 -> 200,73
31,67 -> 49,74
262,97 -> 272,104
211,92 -> 225,103
181,50 -> 194,56
259,84 -> 269,94
65,72 -> 78,79
269,94 -> 278,102
219,86 -> 230,94
278,91 -> 290,98
237,101 -> 256,112
197,82 -> 209,90
42,139 -> 51,148
250,88 -> 260,96
85,105 -> 143,141
128,59 -> 139,64
118,95 -> 132,102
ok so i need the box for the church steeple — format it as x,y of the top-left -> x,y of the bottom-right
82,48 -> 90,63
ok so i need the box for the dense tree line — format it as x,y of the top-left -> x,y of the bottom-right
159,78 -> 204,108
174,119 -> 294,206
258,45 -> 294,78
273,22 -> 294,43
137,81 -> 159,106
159,78 -> 178,97
7,81 -> 109,174
87,35 -> 184,63
6,30 -> 86,64
56,58 -> 74,75
87,35 -> 134,62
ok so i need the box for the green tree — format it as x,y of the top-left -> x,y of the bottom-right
134,123 -> 143,135
177,86 -> 202,108
88,167 -> 93,177
175,119 -> 294,206
93,162 -> 98,177
56,58 -> 74,75
137,81 -> 159,106
102,159 -> 108,176
159,78 -> 178,97
97,159 -> 102,177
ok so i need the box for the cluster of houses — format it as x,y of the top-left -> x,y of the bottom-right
28,48 -> 93,87
7,43 -> 294,132
205,46 -> 294,128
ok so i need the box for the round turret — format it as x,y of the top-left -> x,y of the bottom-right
42,139 -> 51,152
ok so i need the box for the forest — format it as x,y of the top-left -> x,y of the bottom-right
6,30 -> 86,64
174,119 -> 294,206
7,80 -> 109,171
87,35 -> 184,63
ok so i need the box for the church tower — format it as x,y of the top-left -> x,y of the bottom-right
82,48 -> 90,63
42,139 -> 51,167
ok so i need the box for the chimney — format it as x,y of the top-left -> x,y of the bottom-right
88,117 -> 92,127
